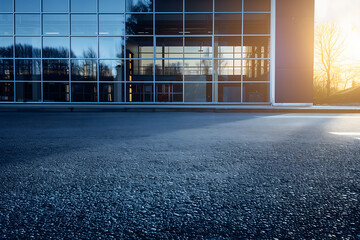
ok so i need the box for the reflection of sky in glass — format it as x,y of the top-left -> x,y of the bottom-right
15,37 -> 41,58
99,0 -> 125,13
43,37 -> 69,58
71,0 -> 97,12
100,37 -> 124,58
15,0 -> 40,12
0,0 -> 13,12
15,14 -> 41,35
126,0 -> 153,12
0,14 -> 13,35
0,37 -> 13,58
99,15 -> 125,35
43,0 -> 69,12
43,14 -> 69,35
71,37 -> 97,58
71,15 -> 97,35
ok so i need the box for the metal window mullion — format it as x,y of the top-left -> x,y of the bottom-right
97,0 -> 100,103
212,0 -> 215,103
241,0 -> 244,103
182,0 -> 185,103
13,3 -> 16,102
69,0 -> 72,102
40,7 -> 43,102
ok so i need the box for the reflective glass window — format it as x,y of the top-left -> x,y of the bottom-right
126,0 -> 153,12
43,37 -> 69,58
185,37 -> 212,58
184,83 -> 212,102
126,59 -> 153,81
214,36 -> 241,58
215,0 -> 242,12
185,14 -> 212,35
43,0 -> 69,12
0,37 -> 13,58
43,14 -> 69,35
16,82 -> 41,102
243,36 -> 270,59
15,0 -> 40,12
0,14 -> 13,35
71,37 -> 97,58
0,0 -> 13,12
243,83 -> 269,102
156,83 -> 182,102
71,60 -> 97,81
155,14 -> 183,35
44,82 -> 70,102
126,14 -> 153,35
244,0 -> 271,12
243,59 -> 270,81
15,14 -> 41,35
0,60 -> 14,80
155,0 -> 182,12
214,14 -> 242,35
184,59 -> 212,81
218,83 -> 241,102
15,59 -> 41,80
100,37 -> 124,58
156,37 -> 183,58
71,0 -> 97,12
126,83 -> 153,102
185,0 -> 212,12
244,14 -> 270,34
215,59 -> 241,81
71,14 -> 97,35
100,83 -> 125,102
43,59 -> 69,81
15,37 -> 41,58
99,0 -> 125,13
0,82 -> 14,102
71,83 -> 97,102
155,59 -> 183,81
126,37 -> 153,58
100,60 -> 124,81
99,14 -> 125,35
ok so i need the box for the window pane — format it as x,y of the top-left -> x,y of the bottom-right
244,14 -> 270,34
243,83 -> 269,102
44,82 -> 70,102
43,37 -> 69,58
43,14 -> 69,35
43,59 -> 69,80
184,83 -> 212,102
100,60 -> 124,81
126,83 -> 153,102
71,0 -> 97,12
185,0 -> 212,12
16,82 -> 41,102
127,59 -> 153,81
99,0 -> 125,13
126,14 -> 153,35
155,0 -> 182,12
0,82 -> 14,102
0,37 -> 13,58
185,37 -> 212,58
15,37 -> 41,58
0,14 -> 13,35
0,60 -> 14,80
15,0 -> 40,12
100,83 -> 125,102
155,59 -> 183,81
71,60 -> 97,81
126,37 -> 153,58
156,83 -> 182,102
243,59 -> 270,81
99,37 -> 124,58
15,14 -> 41,35
155,14 -> 183,35
244,0 -> 271,12
126,0 -> 153,12
243,36 -> 270,59
71,37 -> 97,58
15,59 -> 41,81
71,14 -> 97,35
215,0 -> 242,12
185,14 -> 212,35
215,59 -> 241,81
99,14 -> 125,35
214,14 -> 242,35
71,83 -> 97,102
156,37 -> 183,58
0,0 -> 13,12
214,36 -> 241,58
184,59 -> 212,81
218,83 -> 241,102
43,0 -> 69,12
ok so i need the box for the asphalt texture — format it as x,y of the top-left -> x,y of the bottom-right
0,112 -> 360,239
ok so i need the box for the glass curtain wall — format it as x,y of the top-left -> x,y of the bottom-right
0,0 -> 271,103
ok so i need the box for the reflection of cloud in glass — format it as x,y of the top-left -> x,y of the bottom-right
126,0 -> 153,12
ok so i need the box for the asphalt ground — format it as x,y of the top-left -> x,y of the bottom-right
0,112 -> 360,239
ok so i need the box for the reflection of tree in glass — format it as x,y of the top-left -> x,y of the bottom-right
71,60 -> 97,81
15,44 -> 41,58
127,0 -> 152,12
0,45 -> 13,58
99,60 -> 124,81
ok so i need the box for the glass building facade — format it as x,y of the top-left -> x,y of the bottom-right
0,0 -> 272,104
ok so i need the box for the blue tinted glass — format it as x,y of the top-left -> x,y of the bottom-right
0,37 -> 13,58
71,0 -> 96,12
71,37 -> 97,58
155,0 -> 182,12
15,0 -> 40,12
15,14 -> 41,35
43,14 -> 69,35
15,37 -> 41,58
126,0 -> 153,12
43,0 -> 69,12
99,60 -> 124,81
0,0 -> 13,12
16,82 -> 41,102
99,0 -> 125,13
71,14 -> 97,35
126,14 -> 153,35
99,37 -> 124,58
71,83 -> 97,102
43,82 -> 70,102
71,60 -> 97,81
15,60 -> 41,81
0,14 -> 13,35
43,59 -> 69,80
0,60 -> 14,80
99,14 -> 125,35
43,37 -> 69,58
